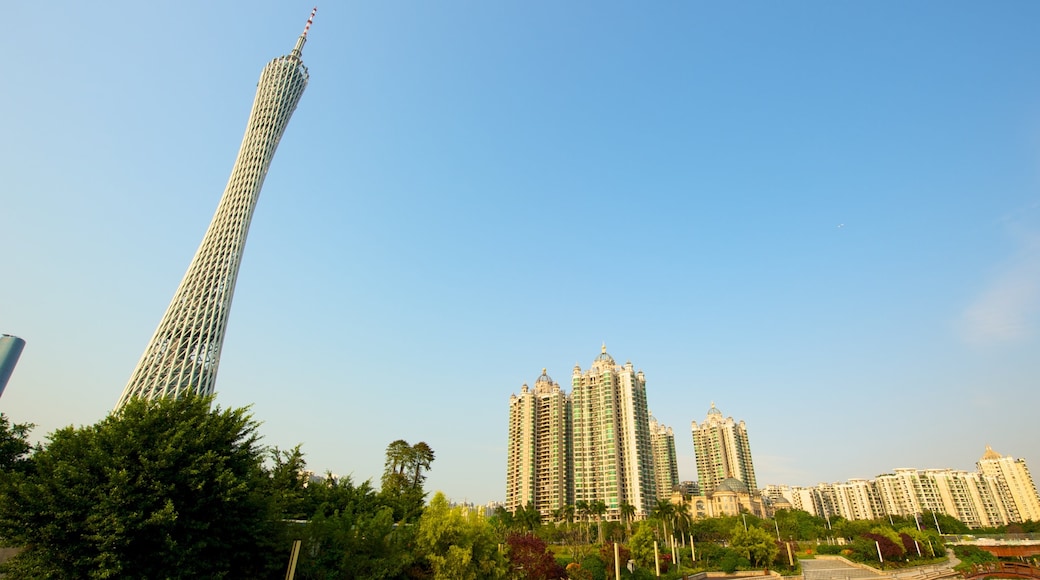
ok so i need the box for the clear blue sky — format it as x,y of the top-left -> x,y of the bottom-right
2,1 -> 1039,505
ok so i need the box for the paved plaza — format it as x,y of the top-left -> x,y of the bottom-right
801,558 -> 885,580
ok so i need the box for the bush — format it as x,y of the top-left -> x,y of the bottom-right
582,554 -> 606,580
952,546 -> 997,573
816,543 -> 844,555
720,551 -> 751,573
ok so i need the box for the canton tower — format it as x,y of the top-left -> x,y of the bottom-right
115,9 -> 316,410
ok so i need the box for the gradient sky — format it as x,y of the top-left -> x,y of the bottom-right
2,1 -> 1039,505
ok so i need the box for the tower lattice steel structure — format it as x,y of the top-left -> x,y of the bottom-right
116,10 -> 316,410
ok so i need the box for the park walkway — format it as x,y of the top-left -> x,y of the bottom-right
800,552 -> 960,580
801,558 -> 886,580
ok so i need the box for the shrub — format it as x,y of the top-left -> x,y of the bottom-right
816,544 -> 844,555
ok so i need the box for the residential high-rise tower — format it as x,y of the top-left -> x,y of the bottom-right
506,369 -> 572,519
570,345 -> 656,520
649,414 -> 680,500
691,402 -> 757,493
115,10 -> 316,409
977,446 -> 1040,523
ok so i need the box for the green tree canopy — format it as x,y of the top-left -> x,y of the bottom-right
0,414 -> 33,473
380,439 -> 436,522
0,396 -> 281,579
729,524 -> 780,569
415,492 -> 507,580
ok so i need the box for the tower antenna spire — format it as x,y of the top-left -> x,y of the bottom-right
291,7 -> 317,59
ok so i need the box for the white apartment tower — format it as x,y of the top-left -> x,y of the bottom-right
977,446 -> 1040,523
570,345 -> 657,520
506,370 -> 571,519
649,414 -> 680,500
691,403 -> 757,493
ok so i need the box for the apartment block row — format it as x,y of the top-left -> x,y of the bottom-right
763,446 -> 1040,528
506,345 -> 762,523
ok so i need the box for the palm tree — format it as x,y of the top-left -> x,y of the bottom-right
651,499 -> 676,540
575,500 -> 592,543
516,502 -> 542,532
619,502 -> 636,539
554,503 -> 575,526
591,500 -> 607,544
673,508 -> 694,546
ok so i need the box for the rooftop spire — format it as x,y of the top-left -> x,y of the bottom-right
291,7 -> 317,59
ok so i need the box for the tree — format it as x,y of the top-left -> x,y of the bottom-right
598,541 -> 631,579
0,395 -> 281,579
619,502 -> 636,539
415,492 -> 507,580
673,508 -> 694,543
0,414 -> 33,473
294,502 -> 413,579
852,532 -> 904,566
554,503 -> 576,525
651,499 -> 676,539
506,532 -> 566,580
269,444 -> 310,519
383,439 -> 412,479
380,439 -> 436,522
590,499 -> 607,544
729,524 -> 780,569
575,500 -> 592,543
774,509 -> 828,541
409,441 -> 435,489
514,503 -> 542,532
629,521 -> 657,568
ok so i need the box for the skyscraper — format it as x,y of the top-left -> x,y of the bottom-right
0,334 -> 26,399
570,345 -> 656,520
691,402 -> 757,493
505,369 -> 572,519
977,446 -> 1040,523
649,414 -> 679,500
115,10 -> 316,409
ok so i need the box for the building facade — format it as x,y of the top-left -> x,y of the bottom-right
505,370 -> 572,519
766,448 -> 1040,529
570,345 -> 657,520
691,403 -> 757,494
115,10 -> 316,409
649,414 -> 680,501
977,446 -> 1040,523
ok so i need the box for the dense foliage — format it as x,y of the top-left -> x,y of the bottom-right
505,532 -> 566,580
0,397 -> 281,578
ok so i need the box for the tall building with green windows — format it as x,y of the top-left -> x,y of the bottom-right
649,414 -> 680,500
691,402 -> 757,494
506,369 -> 572,519
570,345 -> 657,520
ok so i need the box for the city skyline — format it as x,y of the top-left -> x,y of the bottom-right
1,2 -> 1039,504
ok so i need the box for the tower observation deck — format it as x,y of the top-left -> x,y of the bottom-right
116,9 -> 316,409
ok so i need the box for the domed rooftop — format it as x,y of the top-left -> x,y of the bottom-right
594,343 -> 615,365
981,445 -> 1002,460
707,402 -> 723,417
715,477 -> 749,494
535,368 -> 553,384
